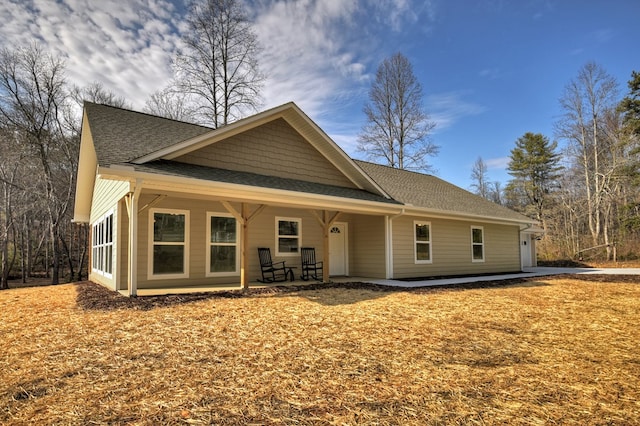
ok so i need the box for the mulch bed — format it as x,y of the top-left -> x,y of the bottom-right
76,273 -> 640,311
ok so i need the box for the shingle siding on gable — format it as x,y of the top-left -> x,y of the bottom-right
175,118 -> 357,189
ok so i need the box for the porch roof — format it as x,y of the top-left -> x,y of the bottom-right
125,160 -> 401,205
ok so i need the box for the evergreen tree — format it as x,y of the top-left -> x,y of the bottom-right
506,132 -> 562,225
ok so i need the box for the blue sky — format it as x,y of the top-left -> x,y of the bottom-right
1,0 -> 637,189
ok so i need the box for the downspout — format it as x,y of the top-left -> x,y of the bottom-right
127,179 -> 143,297
385,208 -> 405,279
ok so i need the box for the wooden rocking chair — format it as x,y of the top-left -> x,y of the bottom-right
257,247 -> 294,283
300,247 -> 323,281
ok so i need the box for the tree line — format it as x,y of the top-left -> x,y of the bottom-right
0,0 -> 263,288
1,0 -> 635,289
470,63 -> 640,262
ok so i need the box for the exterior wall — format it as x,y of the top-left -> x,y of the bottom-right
89,177 -> 130,224
134,196 -> 328,289
88,178 -> 129,291
88,201 -> 122,291
346,214 -> 387,279
391,215 -> 521,279
118,198 -> 129,291
175,118 -> 357,188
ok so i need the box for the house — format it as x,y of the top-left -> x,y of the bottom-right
73,101 -> 539,296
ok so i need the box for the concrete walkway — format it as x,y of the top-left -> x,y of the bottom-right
364,267 -> 640,288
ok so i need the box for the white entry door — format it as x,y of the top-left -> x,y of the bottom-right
520,234 -> 532,268
329,222 -> 348,276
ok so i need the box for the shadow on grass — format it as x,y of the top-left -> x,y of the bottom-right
76,277 -> 554,310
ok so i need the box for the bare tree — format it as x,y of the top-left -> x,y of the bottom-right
470,157 -> 489,198
0,43 -> 75,284
358,52 -> 437,172
144,86 -> 196,122
556,62 -> 619,256
174,0 -> 263,128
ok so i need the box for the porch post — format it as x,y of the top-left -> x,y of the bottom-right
241,203 -> 249,290
126,180 -> 142,297
322,211 -> 330,283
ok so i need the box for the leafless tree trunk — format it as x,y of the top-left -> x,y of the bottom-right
470,157 -> 489,198
358,52 -> 437,172
174,0 -> 264,128
557,62 -> 618,250
0,43 -> 76,284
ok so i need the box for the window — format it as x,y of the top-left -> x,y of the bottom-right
276,217 -> 301,256
471,226 -> 484,262
414,221 -> 432,263
207,213 -> 239,276
92,211 -> 114,277
149,209 -> 189,279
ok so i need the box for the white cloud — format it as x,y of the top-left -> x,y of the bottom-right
485,156 -> 510,170
426,91 -> 487,131
0,0 -> 437,123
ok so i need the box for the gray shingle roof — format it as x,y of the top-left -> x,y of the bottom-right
355,160 -> 534,223
84,102 -> 532,223
133,160 -> 400,205
84,102 -> 212,166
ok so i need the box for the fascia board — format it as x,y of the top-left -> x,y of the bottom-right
73,111 -> 98,223
96,166 -> 403,215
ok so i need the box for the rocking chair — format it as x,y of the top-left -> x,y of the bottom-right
300,247 -> 323,281
257,247 -> 294,283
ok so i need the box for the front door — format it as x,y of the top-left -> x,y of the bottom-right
329,222 -> 347,276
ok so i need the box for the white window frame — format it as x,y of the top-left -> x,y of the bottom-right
148,208 -> 190,280
471,226 -> 485,262
206,212 -> 240,277
275,217 -> 301,257
414,220 -> 432,264
91,210 -> 114,278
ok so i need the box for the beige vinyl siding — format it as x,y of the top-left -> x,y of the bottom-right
391,216 -> 521,279
349,214 -> 386,278
174,118 -> 357,188
89,178 -> 130,224
134,196 -> 327,289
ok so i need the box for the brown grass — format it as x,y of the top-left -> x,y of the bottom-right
1,276 -> 639,425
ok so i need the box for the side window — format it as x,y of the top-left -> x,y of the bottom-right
91,211 -> 114,277
414,221 -> 432,264
276,217 -> 301,256
149,209 -> 189,279
207,213 -> 239,276
471,226 -> 484,262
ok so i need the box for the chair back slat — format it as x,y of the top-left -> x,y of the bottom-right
301,247 -> 315,265
258,247 -> 272,267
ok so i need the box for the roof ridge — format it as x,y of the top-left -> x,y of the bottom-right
83,101 -> 214,131
353,159 -> 437,178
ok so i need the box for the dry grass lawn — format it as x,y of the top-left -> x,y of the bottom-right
1,276 -> 639,425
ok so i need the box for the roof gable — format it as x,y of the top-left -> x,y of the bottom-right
174,117 -> 357,188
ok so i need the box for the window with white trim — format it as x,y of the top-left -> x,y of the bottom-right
276,217 -> 301,256
206,212 -> 239,276
149,209 -> 189,279
471,226 -> 485,262
414,221 -> 432,263
92,211 -> 113,277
